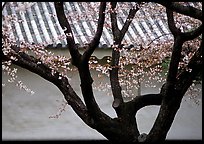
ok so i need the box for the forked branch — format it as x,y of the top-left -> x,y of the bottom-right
82,2 -> 106,62
158,2 -> 202,21
54,2 -> 81,67
110,2 -> 139,117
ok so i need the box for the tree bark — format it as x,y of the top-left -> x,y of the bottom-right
158,2 -> 202,21
2,2 -> 202,143
109,2 -> 140,118
145,7 -> 202,142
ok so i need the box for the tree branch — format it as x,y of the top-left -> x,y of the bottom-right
109,2 -> 124,117
166,36 -> 184,83
55,2 -> 110,124
166,6 -> 202,85
144,5 -> 202,141
127,94 -> 162,114
110,63 -> 124,116
147,33 -> 171,46
146,94 -> 183,142
166,9 -> 184,84
120,5 -> 139,39
126,82 -> 167,116
54,2 -> 81,67
182,24 -> 202,41
176,40 -> 202,95
166,6 -> 202,42
145,20 -> 202,143
78,63 -> 105,120
110,2 -> 120,39
82,2 -> 106,62
110,44 -> 124,117
166,9 -> 181,36
109,2 -> 139,117
2,46 -> 94,127
158,2 -> 202,21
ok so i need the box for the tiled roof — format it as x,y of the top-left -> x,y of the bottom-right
2,2 -> 201,48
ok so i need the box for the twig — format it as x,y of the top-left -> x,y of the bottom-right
147,33 -> 171,46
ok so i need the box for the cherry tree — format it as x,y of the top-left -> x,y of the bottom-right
2,2 -> 202,142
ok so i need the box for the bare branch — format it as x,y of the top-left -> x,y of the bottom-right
167,37 -> 183,82
127,94 -> 162,114
2,45 -> 94,126
147,33 -> 171,46
109,46 -> 124,118
166,7 -> 202,86
120,5 -> 139,38
55,2 -> 111,124
82,2 -> 106,62
54,2 -> 81,67
158,2 -> 202,21
78,64 -> 104,119
166,9 -> 184,83
110,2 -> 120,39
110,63 -> 124,115
145,22 -> 202,143
109,2 -> 124,117
182,24 -> 202,41
109,2 -> 140,117
166,9 -> 181,36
